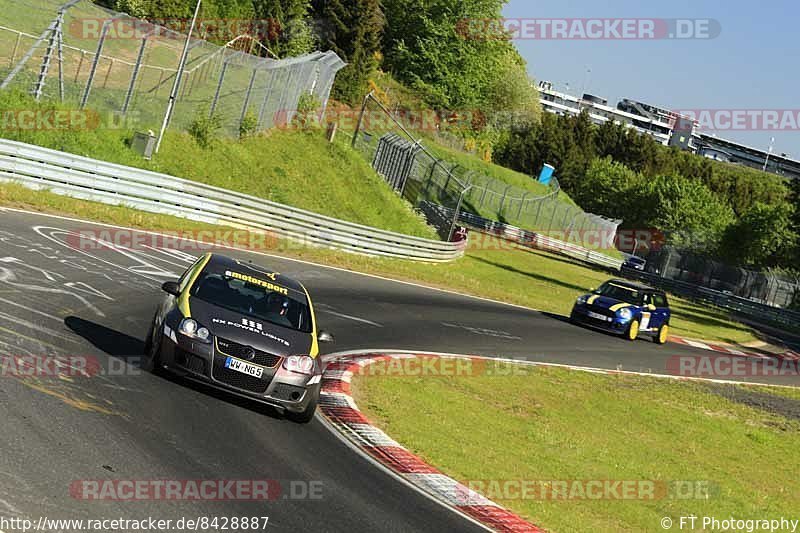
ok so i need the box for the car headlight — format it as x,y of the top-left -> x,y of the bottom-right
618,308 -> 633,321
283,355 -> 315,375
178,318 -> 211,343
576,295 -> 588,305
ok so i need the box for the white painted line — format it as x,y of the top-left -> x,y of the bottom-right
0,208 -> 544,313
348,424 -> 403,448
321,349 -> 800,389
685,340 -> 713,351
404,473 -> 497,508
314,413 -> 494,532
316,304 -> 383,327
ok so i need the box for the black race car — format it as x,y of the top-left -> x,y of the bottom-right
143,253 -> 333,423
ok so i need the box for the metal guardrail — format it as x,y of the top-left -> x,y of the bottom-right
621,268 -> 800,330
0,139 -> 466,262
425,202 -> 624,270
427,202 -> 800,327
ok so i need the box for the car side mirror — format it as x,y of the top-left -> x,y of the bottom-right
589,288 -> 597,293
646,304 -> 656,311
161,281 -> 181,296
318,330 -> 335,344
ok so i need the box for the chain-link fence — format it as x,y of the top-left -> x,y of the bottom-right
0,0 -> 345,136
643,247 -> 800,308
349,93 -> 621,248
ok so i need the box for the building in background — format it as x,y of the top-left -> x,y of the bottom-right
537,82 -> 800,179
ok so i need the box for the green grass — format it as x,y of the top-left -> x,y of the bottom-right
0,90 -> 437,239
0,181 -> 760,346
353,363 -> 799,532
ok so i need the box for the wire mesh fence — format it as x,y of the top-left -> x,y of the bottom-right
0,0 -> 345,136
349,94 -> 621,249
644,247 -> 799,308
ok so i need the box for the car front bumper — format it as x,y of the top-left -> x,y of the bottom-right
157,329 -> 321,415
571,304 -> 631,335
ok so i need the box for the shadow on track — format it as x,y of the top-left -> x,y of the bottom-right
64,316 -> 145,365
64,316 -> 289,422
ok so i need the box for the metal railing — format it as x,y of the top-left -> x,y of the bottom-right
348,94 -> 621,242
0,138 -> 466,262
0,0 -> 345,136
426,202 -> 624,270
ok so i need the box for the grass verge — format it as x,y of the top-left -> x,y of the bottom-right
352,362 -> 799,532
0,91 -> 436,239
0,181 -> 759,345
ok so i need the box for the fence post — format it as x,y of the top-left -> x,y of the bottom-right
8,32 -> 21,68
351,91 -> 372,148
517,192 -> 530,219
239,66 -> 259,129
123,34 -> 151,114
80,17 -> 117,109
209,54 -> 234,116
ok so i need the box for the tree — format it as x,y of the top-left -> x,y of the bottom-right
312,0 -> 384,104
625,174 -> 735,253
252,0 -> 315,57
572,157 -> 641,218
381,0 -> 527,111
719,202 -> 796,268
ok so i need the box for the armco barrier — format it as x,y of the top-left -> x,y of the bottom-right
0,139 -> 465,262
428,202 -> 800,328
426,202 -> 624,270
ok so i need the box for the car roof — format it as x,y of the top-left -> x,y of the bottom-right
607,278 -> 663,294
203,254 -> 309,301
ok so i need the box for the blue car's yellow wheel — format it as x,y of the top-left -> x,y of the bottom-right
655,324 -> 669,345
625,319 -> 640,341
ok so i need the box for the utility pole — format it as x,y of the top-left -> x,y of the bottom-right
155,0 -> 201,154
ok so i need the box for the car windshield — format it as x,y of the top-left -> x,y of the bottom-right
191,272 -> 312,333
595,283 -> 644,305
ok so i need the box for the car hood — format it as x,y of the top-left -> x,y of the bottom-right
190,299 -> 312,357
585,294 -> 639,311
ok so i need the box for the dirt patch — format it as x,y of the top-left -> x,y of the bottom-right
705,384 -> 800,423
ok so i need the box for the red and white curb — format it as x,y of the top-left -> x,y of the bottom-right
669,336 -> 800,362
318,353 -> 544,533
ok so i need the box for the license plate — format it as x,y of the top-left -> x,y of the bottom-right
587,311 -> 611,322
225,357 -> 263,378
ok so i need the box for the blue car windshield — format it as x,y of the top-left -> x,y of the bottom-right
595,283 -> 643,305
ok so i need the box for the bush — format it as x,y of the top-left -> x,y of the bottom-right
239,112 -> 259,139
188,108 -> 222,148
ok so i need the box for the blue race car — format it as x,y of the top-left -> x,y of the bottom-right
570,279 -> 671,344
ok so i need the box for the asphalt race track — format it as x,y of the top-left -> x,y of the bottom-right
0,208 -> 797,531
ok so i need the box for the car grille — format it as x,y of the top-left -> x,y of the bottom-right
587,305 -> 616,319
212,354 -> 269,394
215,337 -> 281,368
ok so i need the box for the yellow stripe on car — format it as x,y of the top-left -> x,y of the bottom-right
300,282 -> 319,358
609,303 -> 633,312
587,295 -> 600,305
177,253 -> 212,318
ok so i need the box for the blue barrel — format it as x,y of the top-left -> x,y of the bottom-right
538,164 -> 555,185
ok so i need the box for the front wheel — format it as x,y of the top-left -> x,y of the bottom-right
141,318 -> 163,373
625,319 -> 640,341
654,324 -> 669,345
